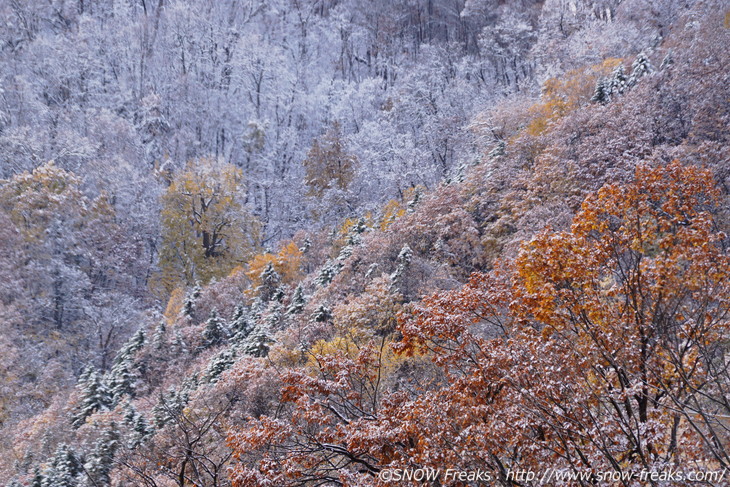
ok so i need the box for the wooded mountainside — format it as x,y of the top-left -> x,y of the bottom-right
0,0 -> 729,485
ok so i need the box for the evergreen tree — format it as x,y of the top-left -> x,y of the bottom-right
183,282 -> 202,319
152,321 -> 167,350
201,309 -> 229,349
407,187 -> 422,213
628,52 -> 653,86
129,412 -> 153,448
445,164 -> 467,185
172,329 -> 188,354
230,305 -> 254,343
124,403 -> 154,449
315,260 -> 342,287
122,402 -> 137,425
5,479 -> 22,487
123,405 -> 153,449
77,365 -> 94,386
84,423 -> 119,486
390,244 -> 413,291
203,348 -> 237,383
337,244 -> 355,261
660,50 -> 674,70
488,140 -> 506,159
107,329 -> 146,405
119,329 -> 146,357
364,262 -> 379,280
72,367 -> 112,428
240,321 -> 275,358
287,285 -> 306,315
272,285 -> 286,303
351,217 -> 367,238
152,377 -> 198,428
42,444 -> 81,487
31,467 -> 43,487
590,77 -> 611,104
258,263 -> 281,302
310,304 -> 332,323
609,65 -> 627,96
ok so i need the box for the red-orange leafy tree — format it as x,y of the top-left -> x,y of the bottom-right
228,161 -> 730,485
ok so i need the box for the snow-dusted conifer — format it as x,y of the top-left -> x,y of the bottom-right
609,65 -> 627,96
287,285 -> 306,315
299,237 -> 312,254
152,377 -> 197,428
203,348 -> 237,383
42,444 -> 81,487
316,260 -> 342,287
172,329 -> 188,354
84,423 -> 119,486
390,244 -> 413,290
660,50 -> 674,70
31,467 -> 43,487
407,188 -> 422,213
130,413 -> 152,448
488,140 -> 506,159
591,77 -> 611,104
183,282 -> 201,319
310,304 -> 332,323
240,321 -> 275,358
259,262 -> 281,302
152,321 -> 167,350
201,309 -> 229,349
230,306 -> 254,344
72,367 -> 112,428
107,329 -> 146,404
628,52 -> 653,86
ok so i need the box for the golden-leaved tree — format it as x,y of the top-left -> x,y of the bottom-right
303,121 -> 357,198
156,160 -> 260,296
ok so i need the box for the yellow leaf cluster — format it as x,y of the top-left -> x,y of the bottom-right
523,58 -> 623,137
246,241 -> 303,289
163,287 -> 185,325
155,159 -> 261,297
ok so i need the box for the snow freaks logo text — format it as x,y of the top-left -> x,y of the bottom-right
377,467 -> 728,484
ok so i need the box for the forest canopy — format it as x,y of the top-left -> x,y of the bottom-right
0,0 -> 728,486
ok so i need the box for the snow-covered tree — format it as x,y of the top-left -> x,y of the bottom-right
287,285 -> 306,315
310,304 -> 332,324
201,310 -> 229,349
591,77 -> 612,104
258,262 -> 281,303
239,322 -> 275,358
628,51 -> 653,86
608,64 -> 628,96
183,283 -> 202,320
72,367 -> 112,428
230,305 -> 254,343
107,329 -> 146,404
203,349 -> 238,384
152,321 -> 167,350
315,260 -> 342,287
83,423 -> 119,486
41,444 -> 81,487
390,244 -> 413,291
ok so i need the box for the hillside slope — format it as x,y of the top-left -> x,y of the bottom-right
1,0 -> 729,486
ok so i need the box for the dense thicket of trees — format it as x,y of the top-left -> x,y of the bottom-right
1,0 -> 728,485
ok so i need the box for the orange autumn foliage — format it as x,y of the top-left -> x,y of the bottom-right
227,161 -> 730,485
246,241 -> 304,290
